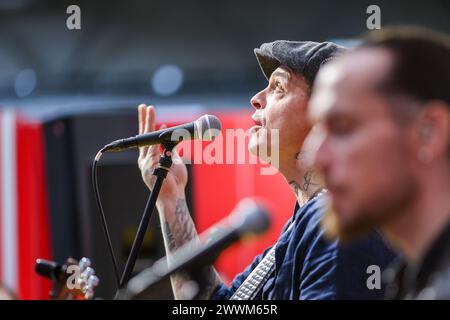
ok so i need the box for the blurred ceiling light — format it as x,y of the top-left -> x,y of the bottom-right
15,69 -> 37,97
151,64 -> 184,97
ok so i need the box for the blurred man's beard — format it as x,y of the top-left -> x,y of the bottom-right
321,206 -> 385,243
321,178 -> 418,243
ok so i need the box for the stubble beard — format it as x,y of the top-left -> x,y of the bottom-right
322,176 -> 419,243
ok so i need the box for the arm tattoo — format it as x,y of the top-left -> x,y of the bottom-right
163,221 -> 177,251
161,198 -> 221,299
169,199 -> 197,250
161,199 -> 197,252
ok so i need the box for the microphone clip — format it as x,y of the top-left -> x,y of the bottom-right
154,143 -> 177,178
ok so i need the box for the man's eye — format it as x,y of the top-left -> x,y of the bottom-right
274,81 -> 284,92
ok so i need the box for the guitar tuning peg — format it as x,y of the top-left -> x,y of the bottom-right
84,287 -> 95,300
82,266 -> 95,279
77,266 -> 95,290
79,257 -> 91,271
88,275 -> 99,288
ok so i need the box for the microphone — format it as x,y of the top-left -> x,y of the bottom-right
102,114 -> 222,152
126,198 -> 271,299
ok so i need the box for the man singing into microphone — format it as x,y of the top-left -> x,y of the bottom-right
137,41 -> 395,299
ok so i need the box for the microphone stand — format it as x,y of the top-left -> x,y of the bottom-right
118,142 -> 177,293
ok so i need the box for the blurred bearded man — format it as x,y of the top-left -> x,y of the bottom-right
310,27 -> 450,299
137,41 -> 395,300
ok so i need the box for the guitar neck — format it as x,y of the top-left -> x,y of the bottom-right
230,246 -> 277,300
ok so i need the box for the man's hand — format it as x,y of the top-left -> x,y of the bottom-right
137,104 -> 188,200
136,104 -> 222,299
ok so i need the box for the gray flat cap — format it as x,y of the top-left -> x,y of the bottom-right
254,40 -> 346,84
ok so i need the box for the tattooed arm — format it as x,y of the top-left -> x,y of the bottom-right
156,197 -> 221,299
137,105 -> 221,299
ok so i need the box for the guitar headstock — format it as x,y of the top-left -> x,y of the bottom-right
35,257 -> 99,300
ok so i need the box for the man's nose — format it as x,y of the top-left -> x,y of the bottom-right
250,90 -> 266,110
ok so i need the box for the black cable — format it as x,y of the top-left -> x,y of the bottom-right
93,146 -> 174,300
92,149 -> 121,293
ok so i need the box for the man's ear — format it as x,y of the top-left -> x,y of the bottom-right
414,100 -> 450,163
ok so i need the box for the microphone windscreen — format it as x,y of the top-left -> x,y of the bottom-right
195,115 -> 222,141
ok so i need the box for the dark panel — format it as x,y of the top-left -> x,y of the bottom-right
43,118 -> 80,262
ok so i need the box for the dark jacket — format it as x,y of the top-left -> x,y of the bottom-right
384,220 -> 450,300
213,194 -> 397,300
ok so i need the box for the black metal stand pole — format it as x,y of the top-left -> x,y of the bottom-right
118,144 -> 176,289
